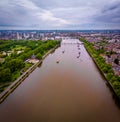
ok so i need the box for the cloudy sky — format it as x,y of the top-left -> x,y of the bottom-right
0,0 -> 120,30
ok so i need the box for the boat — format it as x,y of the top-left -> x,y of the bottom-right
56,60 -> 59,63
62,50 -> 65,53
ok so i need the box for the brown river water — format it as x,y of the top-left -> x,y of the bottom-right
0,39 -> 120,122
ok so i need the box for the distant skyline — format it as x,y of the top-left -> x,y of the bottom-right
0,0 -> 120,30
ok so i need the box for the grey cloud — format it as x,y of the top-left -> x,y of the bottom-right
102,1 -> 120,13
30,0 -> 110,9
94,1 -> 120,24
0,0 -> 120,29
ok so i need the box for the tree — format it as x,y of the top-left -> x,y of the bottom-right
0,68 -> 11,82
113,81 -> 120,89
102,67 -> 108,73
114,58 -> 119,65
36,53 -> 42,60
11,52 -> 18,58
5,59 -> 25,72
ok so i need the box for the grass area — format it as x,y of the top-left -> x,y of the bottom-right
11,45 -> 27,51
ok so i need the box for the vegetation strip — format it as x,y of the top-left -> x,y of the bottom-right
80,38 -> 120,101
0,41 -> 60,104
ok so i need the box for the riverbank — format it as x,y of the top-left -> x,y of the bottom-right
0,44 -> 60,104
80,38 -> 120,102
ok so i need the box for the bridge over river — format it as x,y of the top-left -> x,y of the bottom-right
0,39 -> 120,122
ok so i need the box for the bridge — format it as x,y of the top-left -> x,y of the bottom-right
61,37 -> 83,45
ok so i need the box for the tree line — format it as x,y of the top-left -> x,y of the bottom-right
80,38 -> 120,97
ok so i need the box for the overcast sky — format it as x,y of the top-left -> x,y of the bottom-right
0,0 -> 120,30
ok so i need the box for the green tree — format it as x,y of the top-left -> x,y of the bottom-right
36,53 -> 42,60
5,59 -> 25,72
114,58 -> 119,65
102,67 -> 108,73
0,68 -> 11,82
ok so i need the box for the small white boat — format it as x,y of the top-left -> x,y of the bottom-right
56,60 -> 59,63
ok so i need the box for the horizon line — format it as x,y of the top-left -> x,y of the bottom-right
0,29 -> 120,31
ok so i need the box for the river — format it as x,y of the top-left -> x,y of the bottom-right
0,39 -> 120,122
